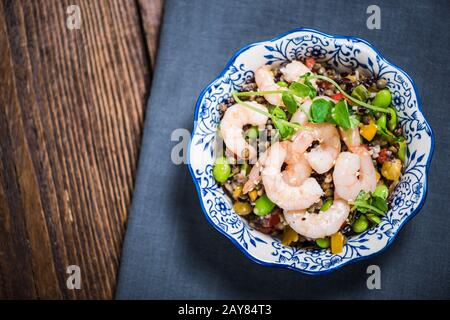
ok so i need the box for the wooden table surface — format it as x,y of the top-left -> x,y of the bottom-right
0,0 -> 164,299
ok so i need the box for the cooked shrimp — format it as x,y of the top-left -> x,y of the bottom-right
255,65 -> 284,105
284,198 -> 350,239
304,123 -> 341,174
242,97 -> 317,193
242,141 -> 312,193
283,142 -> 312,186
261,142 -> 323,210
333,150 -> 377,201
280,60 -> 317,88
291,96 -> 334,126
220,102 -> 268,160
339,127 -> 361,152
290,121 -> 341,174
255,61 -> 314,106
242,151 -> 267,194
290,98 -> 312,125
333,127 -> 377,201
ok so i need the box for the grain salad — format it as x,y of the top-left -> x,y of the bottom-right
213,57 -> 406,253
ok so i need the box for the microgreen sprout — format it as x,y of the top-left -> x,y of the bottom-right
309,74 -> 390,113
232,93 -> 306,133
350,191 -> 388,216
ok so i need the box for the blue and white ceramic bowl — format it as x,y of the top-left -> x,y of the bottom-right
188,28 -> 434,275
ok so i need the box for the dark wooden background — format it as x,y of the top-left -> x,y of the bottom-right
0,0 -> 164,299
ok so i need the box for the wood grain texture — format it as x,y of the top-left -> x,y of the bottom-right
137,0 -> 164,68
0,0 -> 163,299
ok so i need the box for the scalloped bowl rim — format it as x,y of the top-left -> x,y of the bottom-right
187,28 -> 435,275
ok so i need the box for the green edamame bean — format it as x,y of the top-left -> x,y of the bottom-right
377,114 -> 387,131
351,84 -> 369,102
213,157 -> 231,183
373,184 -> 389,200
366,214 -> 381,225
320,198 -> 333,212
352,215 -> 369,233
254,194 -> 275,216
373,89 -> 392,108
397,139 -> 406,163
245,126 -> 259,140
316,237 -> 331,249
387,107 -> 397,131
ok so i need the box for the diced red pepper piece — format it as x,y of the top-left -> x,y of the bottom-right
255,210 -> 281,234
305,57 -> 316,69
267,212 -> 280,227
331,93 -> 345,102
377,149 -> 389,164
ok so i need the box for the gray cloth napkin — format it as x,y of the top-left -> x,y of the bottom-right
116,0 -> 450,299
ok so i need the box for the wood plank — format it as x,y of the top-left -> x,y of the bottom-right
137,0 -> 165,68
0,0 -> 152,299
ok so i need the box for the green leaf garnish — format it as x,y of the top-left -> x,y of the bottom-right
281,91 -> 298,114
299,73 -> 317,98
352,201 -> 386,215
270,106 -> 288,120
289,82 -> 312,98
273,118 -> 294,140
349,115 -> 360,128
356,190 -> 371,202
350,191 -> 388,216
310,98 -> 333,123
371,196 -> 388,213
266,103 -> 276,114
276,81 -> 288,87
270,106 -> 294,140
331,99 -> 351,130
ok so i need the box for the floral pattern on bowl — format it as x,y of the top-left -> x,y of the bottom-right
187,28 -> 434,275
